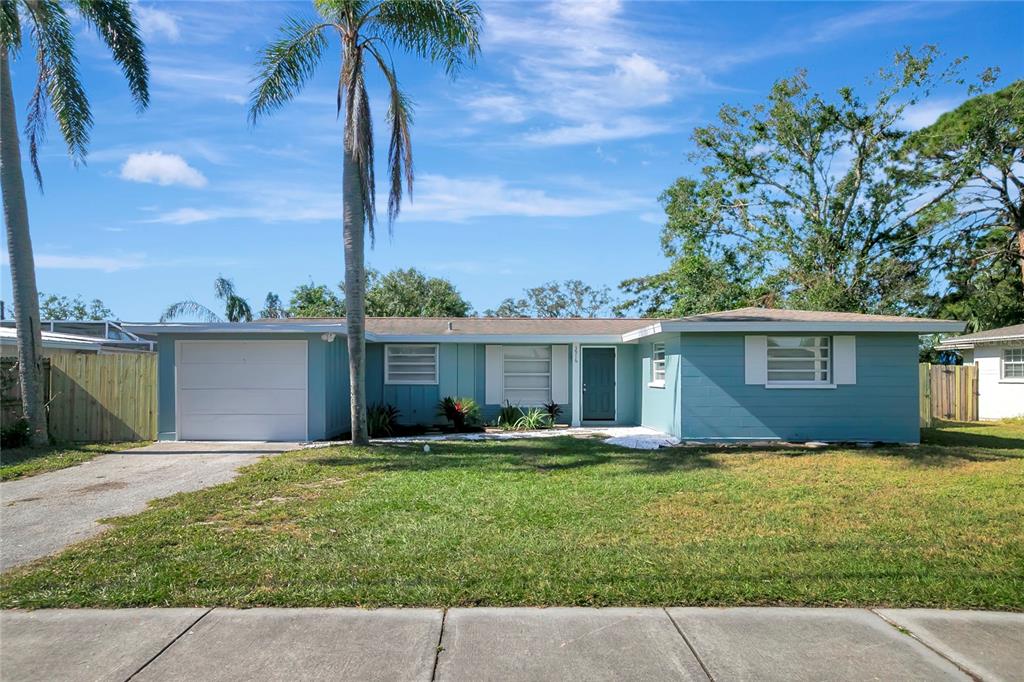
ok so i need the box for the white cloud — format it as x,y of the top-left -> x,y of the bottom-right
33,253 -> 147,272
524,117 -> 671,146
465,1 -> 687,144
134,4 -> 180,42
120,152 -> 207,188
899,98 -> 962,131
141,174 -> 649,226
465,94 -> 530,123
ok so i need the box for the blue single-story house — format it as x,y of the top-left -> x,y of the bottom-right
126,307 -> 964,444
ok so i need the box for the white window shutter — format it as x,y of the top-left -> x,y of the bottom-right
834,335 -> 856,385
485,345 -> 503,404
744,336 -> 767,385
551,345 -> 569,404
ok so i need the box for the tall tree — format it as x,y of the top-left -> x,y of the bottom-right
249,0 -> 481,444
2,0 -> 148,446
39,293 -> 112,320
365,267 -> 471,317
622,48 -> 973,318
904,79 -> 1023,286
259,292 -> 288,319
486,279 -> 615,318
162,277 -> 253,323
289,282 -> 345,318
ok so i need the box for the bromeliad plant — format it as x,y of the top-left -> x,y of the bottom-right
543,401 -> 563,424
496,401 -> 523,430
438,396 -> 480,431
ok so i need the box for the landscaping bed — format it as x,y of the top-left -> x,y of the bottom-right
1,421 -> 1021,610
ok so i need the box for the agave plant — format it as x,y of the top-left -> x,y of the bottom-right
514,408 -> 552,431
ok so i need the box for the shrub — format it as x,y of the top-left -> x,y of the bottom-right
543,401 -> 563,423
367,403 -> 400,438
1,418 -> 31,449
514,408 -> 552,431
437,397 -> 481,431
497,401 -> 524,430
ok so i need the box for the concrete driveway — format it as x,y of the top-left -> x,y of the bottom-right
0,442 -> 298,572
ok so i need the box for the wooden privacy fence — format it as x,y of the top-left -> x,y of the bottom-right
1,353 -> 156,442
919,363 -> 979,426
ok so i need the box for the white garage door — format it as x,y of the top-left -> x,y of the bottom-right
177,340 -> 308,441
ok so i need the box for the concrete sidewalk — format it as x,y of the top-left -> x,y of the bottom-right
1,607 -> 1021,681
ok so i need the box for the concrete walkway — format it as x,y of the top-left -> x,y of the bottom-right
0,442 -> 297,571
1,607 -> 1020,681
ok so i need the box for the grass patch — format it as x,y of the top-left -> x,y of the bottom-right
1,423 -> 1021,609
0,442 -> 148,481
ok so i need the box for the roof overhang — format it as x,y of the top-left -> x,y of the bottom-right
124,322 -> 349,334
623,319 -> 966,341
935,333 -> 1024,350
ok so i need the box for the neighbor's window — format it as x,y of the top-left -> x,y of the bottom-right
766,336 -> 831,385
385,345 -> 438,384
1004,348 -> 1024,379
651,343 -> 666,384
503,345 -> 551,406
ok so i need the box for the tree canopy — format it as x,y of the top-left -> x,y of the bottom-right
286,268 -> 471,318
487,279 -> 616,318
620,47 -> 981,318
37,293 -> 112,320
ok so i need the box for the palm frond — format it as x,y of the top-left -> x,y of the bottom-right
248,17 -> 331,124
213,276 -> 236,301
225,295 -> 253,322
160,300 -> 221,323
24,0 -> 91,186
0,0 -> 21,50
367,44 -> 414,230
345,45 -> 376,243
73,0 -> 149,110
374,0 -> 481,77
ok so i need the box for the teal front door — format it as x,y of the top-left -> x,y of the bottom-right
582,347 -> 615,421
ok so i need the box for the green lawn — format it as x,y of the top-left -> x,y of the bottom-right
1,421 -> 1021,610
0,441 -> 148,481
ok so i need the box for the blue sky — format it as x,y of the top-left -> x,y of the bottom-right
2,0 -> 1022,321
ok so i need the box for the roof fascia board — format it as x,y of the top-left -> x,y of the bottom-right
936,334 -> 1024,350
367,334 -> 627,344
653,321 -> 966,334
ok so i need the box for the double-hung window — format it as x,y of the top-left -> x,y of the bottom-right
1003,348 -> 1024,380
385,345 -> 438,384
503,345 -> 551,406
651,343 -> 666,386
766,336 -> 832,386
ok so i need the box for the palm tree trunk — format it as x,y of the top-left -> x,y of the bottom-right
342,136 -> 369,445
1,50 -> 48,447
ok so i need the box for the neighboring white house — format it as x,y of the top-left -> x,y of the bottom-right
936,324 -> 1024,420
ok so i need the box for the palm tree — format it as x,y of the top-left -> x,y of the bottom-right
249,0 -> 481,444
162,276 -> 253,323
1,1 -> 148,446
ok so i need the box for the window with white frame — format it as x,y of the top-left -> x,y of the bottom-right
1003,347 -> 1024,379
503,345 -> 551,406
766,336 -> 832,385
385,345 -> 438,384
651,343 -> 666,385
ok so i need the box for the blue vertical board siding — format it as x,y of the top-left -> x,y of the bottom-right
368,341 -> 591,425
324,338 -> 349,438
155,333 -> 336,441
637,335 -> 683,437
678,333 -> 921,442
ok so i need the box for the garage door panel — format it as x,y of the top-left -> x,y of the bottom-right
178,363 -> 307,390
180,414 -> 306,441
178,341 -> 307,364
176,340 -> 308,441
179,388 -> 305,416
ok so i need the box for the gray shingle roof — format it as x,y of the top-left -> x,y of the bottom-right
935,324 -> 1024,348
